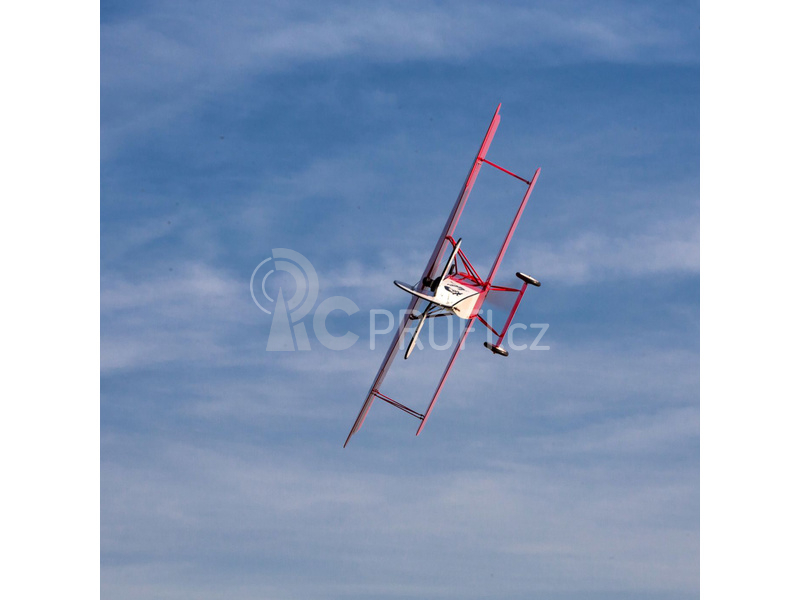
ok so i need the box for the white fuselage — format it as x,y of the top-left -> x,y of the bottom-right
433,276 -> 482,318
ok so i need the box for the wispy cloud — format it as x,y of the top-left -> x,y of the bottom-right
102,423 -> 697,599
101,263 -> 257,372
101,2 -> 699,596
102,1 -> 698,154
510,217 -> 698,285
315,214 -> 699,300
103,1 -> 698,82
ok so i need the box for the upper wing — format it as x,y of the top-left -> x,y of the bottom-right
343,294 -> 421,447
416,316 -> 476,435
420,104 -> 502,284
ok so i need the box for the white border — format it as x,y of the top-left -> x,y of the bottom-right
2,2 -> 98,598
702,1 -> 799,598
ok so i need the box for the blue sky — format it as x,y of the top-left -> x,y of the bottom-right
101,2 -> 699,598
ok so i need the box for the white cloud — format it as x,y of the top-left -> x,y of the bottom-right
315,215 -> 699,300
102,1 -> 698,154
512,217 -> 699,285
102,428 -> 698,599
104,1 -> 697,83
101,263 -> 256,372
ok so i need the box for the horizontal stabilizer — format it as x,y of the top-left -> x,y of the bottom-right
394,281 -> 437,303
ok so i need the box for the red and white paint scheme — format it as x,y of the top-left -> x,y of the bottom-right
344,104 -> 543,447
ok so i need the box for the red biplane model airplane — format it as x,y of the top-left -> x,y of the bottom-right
344,104 -> 542,447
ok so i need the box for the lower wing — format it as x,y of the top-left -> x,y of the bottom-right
343,293 -> 422,447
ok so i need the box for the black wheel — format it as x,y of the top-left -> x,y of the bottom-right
484,342 -> 509,357
516,272 -> 541,287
